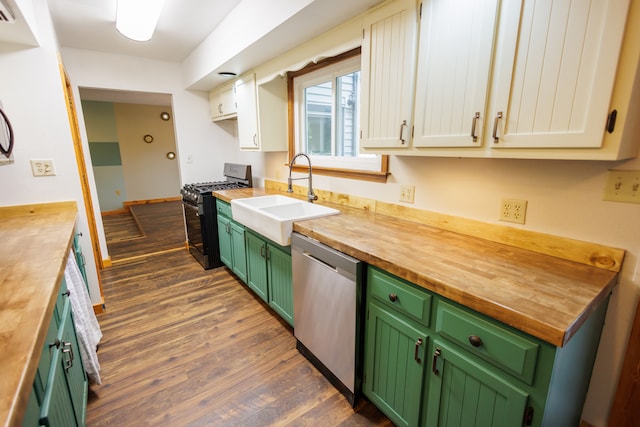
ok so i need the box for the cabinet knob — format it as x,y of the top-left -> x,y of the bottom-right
388,293 -> 398,302
62,289 -> 71,297
468,335 -> 483,347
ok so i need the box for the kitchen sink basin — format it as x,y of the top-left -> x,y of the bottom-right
230,195 -> 339,246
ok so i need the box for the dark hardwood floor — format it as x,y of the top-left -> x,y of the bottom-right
90,202 -> 393,426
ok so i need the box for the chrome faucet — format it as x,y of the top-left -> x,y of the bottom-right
288,153 -> 317,203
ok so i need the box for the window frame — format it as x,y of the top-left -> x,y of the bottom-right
287,47 -> 389,183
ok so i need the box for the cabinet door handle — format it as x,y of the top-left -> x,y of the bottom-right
62,341 -> 74,372
432,347 -> 441,375
492,111 -> 503,143
218,103 -> 223,114
388,293 -> 398,302
260,244 -> 266,258
414,338 -> 423,364
471,112 -> 480,142
399,120 -> 407,144
253,133 -> 258,146
468,335 -> 483,347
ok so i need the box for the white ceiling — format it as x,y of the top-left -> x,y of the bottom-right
47,0 -> 244,62
42,0 -> 383,103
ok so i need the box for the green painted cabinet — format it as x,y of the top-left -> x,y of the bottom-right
364,266 -> 609,427
364,302 -> 428,427
23,244 -> 89,426
245,230 -> 293,326
425,340 -> 529,427
216,200 -> 247,283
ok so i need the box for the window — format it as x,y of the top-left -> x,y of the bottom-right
288,48 -> 388,182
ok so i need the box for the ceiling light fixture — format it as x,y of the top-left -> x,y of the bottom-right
218,72 -> 237,78
116,0 -> 166,42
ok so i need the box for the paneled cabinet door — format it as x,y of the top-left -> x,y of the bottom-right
217,215 -> 232,268
364,302 -> 427,427
266,244 -> 293,326
245,232 -> 269,303
490,0 -> 629,148
59,303 -> 87,427
425,340 -> 529,427
236,74 -> 260,149
413,0 -> 500,148
230,222 -> 247,282
360,0 -> 419,149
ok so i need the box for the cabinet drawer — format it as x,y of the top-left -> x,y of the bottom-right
216,199 -> 232,217
436,301 -> 539,384
368,267 -> 432,327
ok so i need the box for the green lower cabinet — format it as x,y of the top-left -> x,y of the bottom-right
245,230 -> 293,326
425,340 -> 529,427
246,231 -> 269,302
364,301 -> 428,427
266,243 -> 293,326
364,266 -> 609,427
217,212 -> 247,283
36,293 -> 88,427
217,214 -> 232,268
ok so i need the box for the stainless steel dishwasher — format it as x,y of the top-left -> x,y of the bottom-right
291,232 -> 364,407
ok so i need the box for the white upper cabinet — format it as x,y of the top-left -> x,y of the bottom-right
360,0 -> 419,149
413,0 -> 501,148
236,74 -> 288,152
235,74 -> 260,150
490,0 -> 630,149
209,81 -> 237,121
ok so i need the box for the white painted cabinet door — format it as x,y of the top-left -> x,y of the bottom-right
360,0 -> 418,149
236,75 -> 260,150
490,0 -> 629,148
413,0 -> 501,148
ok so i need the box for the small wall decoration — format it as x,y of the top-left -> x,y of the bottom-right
166,152 -> 176,160
143,134 -> 154,143
160,112 -> 170,121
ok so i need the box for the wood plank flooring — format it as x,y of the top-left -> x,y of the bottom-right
90,202 -> 393,426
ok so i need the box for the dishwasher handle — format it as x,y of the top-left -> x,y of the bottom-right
303,250 -> 339,273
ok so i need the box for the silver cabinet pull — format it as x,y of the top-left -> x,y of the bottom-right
399,120 -> 407,144
218,103 -> 223,114
492,111 -> 503,143
62,341 -> 74,372
471,112 -> 480,142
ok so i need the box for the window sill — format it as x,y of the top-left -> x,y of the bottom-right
288,163 -> 389,183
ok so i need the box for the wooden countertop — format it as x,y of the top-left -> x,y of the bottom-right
0,202 -> 78,427
215,188 -> 620,347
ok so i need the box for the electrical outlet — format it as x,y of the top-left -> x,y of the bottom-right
603,170 -> 640,204
399,184 -> 415,203
499,198 -> 527,224
30,159 -> 56,176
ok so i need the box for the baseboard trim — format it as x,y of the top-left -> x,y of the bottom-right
123,196 -> 181,207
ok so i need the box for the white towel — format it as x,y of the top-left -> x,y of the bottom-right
65,250 -> 102,384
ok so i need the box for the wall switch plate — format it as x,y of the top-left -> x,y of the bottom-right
399,184 -> 415,203
499,198 -> 527,224
603,170 -> 640,204
30,159 -> 56,176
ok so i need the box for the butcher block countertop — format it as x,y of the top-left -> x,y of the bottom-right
0,202 -> 77,427
214,185 -> 623,348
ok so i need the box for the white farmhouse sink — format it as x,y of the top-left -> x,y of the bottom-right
231,195 -> 339,246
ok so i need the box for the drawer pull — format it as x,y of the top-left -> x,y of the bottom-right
432,347 -> 441,375
468,335 -> 483,347
388,293 -> 398,302
414,338 -> 423,364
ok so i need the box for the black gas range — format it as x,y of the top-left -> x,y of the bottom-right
181,163 -> 252,269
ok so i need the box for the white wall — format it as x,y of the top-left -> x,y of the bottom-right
0,0 -> 101,303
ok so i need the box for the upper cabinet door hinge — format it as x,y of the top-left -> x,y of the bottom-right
607,109 -> 618,134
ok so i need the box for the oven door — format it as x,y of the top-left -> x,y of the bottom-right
183,202 -> 205,256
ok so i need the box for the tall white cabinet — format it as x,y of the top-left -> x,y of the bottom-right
360,0 -> 419,149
